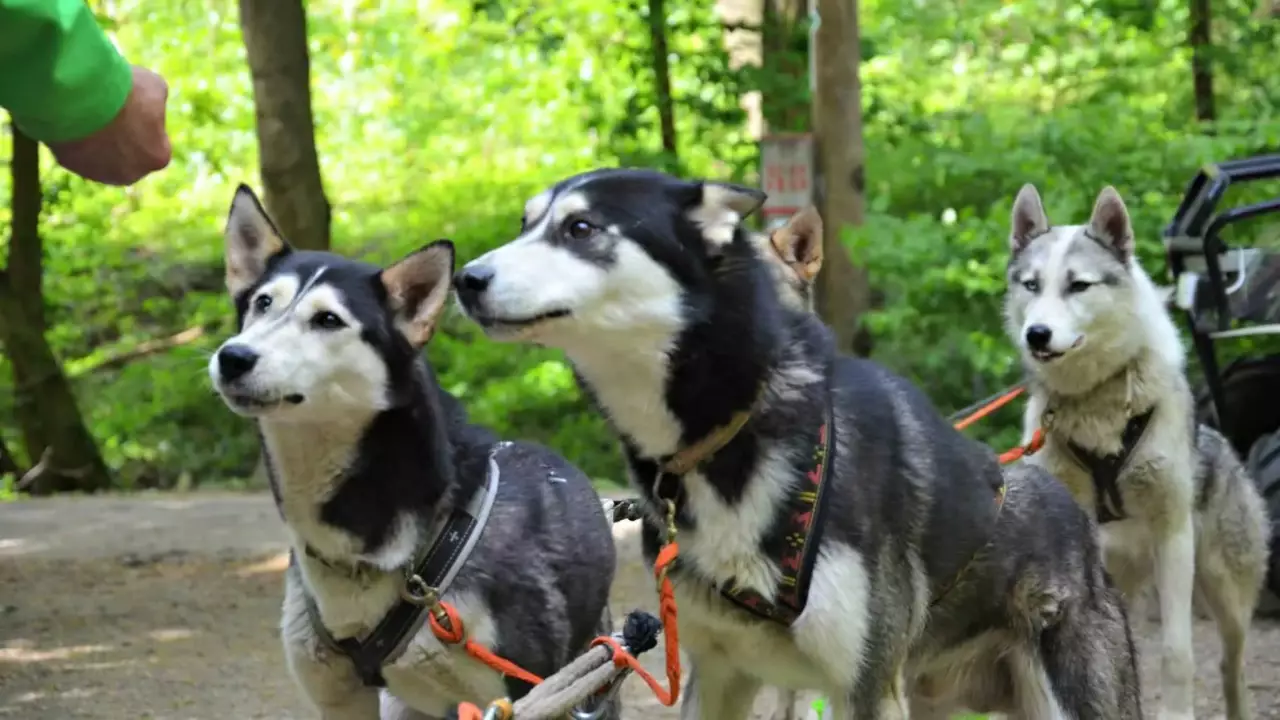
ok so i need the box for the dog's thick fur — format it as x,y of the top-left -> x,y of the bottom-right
453,168 -> 1142,719
209,186 -> 619,720
1004,184 -> 1270,720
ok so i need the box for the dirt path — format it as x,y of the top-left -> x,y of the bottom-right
3,492 -> 1280,719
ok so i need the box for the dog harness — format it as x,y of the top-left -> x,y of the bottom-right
719,400 -> 836,624
300,445 -> 502,687
1064,408 -> 1154,524
650,395 -> 836,625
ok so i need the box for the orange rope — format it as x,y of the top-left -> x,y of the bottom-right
429,602 -> 545,687
996,427 -> 1045,464
949,383 -> 1045,464
444,542 -> 684,718
585,541 -> 684,707
952,385 -> 1025,430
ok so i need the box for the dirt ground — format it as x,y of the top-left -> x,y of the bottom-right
3,492 -> 1280,719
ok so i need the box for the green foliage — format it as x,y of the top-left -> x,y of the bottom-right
4,0 -> 1280,490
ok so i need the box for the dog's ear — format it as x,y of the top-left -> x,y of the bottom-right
682,181 -> 768,254
225,184 -> 292,296
1010,183 -> 1050,253
769,205 -> 824,284
380,240 -> 455,347
1087,186 -> 1134,264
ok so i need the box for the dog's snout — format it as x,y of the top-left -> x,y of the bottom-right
1025,324 -> 1053,350
217,343 -> 260,382
454,265 -> 495,306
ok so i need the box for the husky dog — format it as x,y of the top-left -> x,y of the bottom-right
208,186 -> 619,720
756,206 -> 823,313
1004,184 -> 1270,720
453,168 -> 1141,719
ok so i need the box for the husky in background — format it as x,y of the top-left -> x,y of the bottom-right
453,167 -> 1141,719
756,206 -> 823,314
1004,183 -> 1269,720
208,186 -> 619,720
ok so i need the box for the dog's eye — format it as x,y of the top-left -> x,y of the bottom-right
1068,280 -> 1093,294
253,294 -> 273,313
310,311 -> 346,330
1022,279 -> 1040,293
565,219 -> 597,241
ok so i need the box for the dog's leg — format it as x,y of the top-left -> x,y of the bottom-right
766,688 -> 800,720
679,662 -> 762,720
1020,561 -> 1144,720
281,575 -> 380,720
1154,521 -> 1198,720
1196,564 -> 1255,720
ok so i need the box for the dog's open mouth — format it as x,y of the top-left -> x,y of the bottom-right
475,308 -> 571,329
1030,336 -> 1083,363
223,392 -> 305,411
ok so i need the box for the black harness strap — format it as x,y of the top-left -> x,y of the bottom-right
719,396 -> 836,624
1066,408 -> 1155,525
303,448 -> 501,688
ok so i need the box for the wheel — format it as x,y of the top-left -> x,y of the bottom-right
1248,429 -> 1280,613
1194,354 -> 1280,458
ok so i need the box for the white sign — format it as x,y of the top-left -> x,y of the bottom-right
759,133 -> 815,229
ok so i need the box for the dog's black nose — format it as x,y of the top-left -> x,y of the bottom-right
454,265 -> 495,305
1025,324 -> 1053,351
217,344 -> 259,382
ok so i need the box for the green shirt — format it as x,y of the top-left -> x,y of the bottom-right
0,0 -> 133,143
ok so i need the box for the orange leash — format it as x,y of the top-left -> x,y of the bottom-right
438,543 -> 684,717
953,385 -> 1025,430
429,602 -> 544,687
586,541 -> 683,706
949,383 -> 1045,464
997,427 -> 1046,464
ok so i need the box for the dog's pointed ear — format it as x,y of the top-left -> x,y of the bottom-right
770,205 -> 824,283
1010,183 -> 1050,253
380,240 -> 455,347
680,181 -> 767,254
225,184 -> 292,296
1087,186 -> 1134,264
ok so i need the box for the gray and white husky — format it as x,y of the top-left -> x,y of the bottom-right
453,168 -> 1142,719
1003,184 -> 1270,720
208,186 -> 619,720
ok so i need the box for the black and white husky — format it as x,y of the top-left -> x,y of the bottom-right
208,186 -> 619,720
1004,184 -> 1270,720
453,168 -> 1142,719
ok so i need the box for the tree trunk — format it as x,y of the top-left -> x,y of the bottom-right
237,0 -> 331,250
648,0 -> 679,165
0,433 -> 19,479
762,0 -> 809,133
811,0 -> 871,356
1189,0 -> 1215,124
0,126 -> 111,494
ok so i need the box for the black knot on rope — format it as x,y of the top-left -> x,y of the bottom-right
621,609 -> 662,655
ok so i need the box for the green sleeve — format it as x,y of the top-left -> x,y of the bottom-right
0,0 -> 133,144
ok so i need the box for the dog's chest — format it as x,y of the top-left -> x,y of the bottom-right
674,449 -> 802,597
1039,409 -> 1194,527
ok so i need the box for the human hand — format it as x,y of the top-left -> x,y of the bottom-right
47,65 -> 172,186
